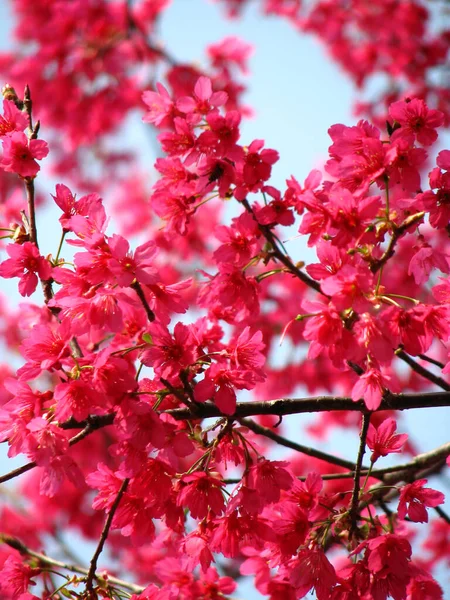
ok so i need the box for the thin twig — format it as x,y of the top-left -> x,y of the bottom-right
349,413 -> 371,536
370,212 -> 425,274
131,280 -> 155,322
396,349 -> 450,391
0,534 -> 144,594
85,478 -> 130,594
242,198 -> 324,294
434,505 -> 450,525
0,417 -> 114,485
238,417 -> 366,471
418,354 -> 446,369
222,442 -> 450,485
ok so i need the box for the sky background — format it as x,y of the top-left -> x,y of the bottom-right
0,0 -> 448,598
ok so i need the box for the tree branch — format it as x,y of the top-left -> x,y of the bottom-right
238,417 -> 367,471
370,212 -> 425,274
86,478 -> 130,594
0,416 -> 114,485
223,442 -> 450,484
242,198 -> 324,294
0,533 -> 144,594
131,280 -> 155,322
349,413 -> 371,536
396,349 -> 450,391
165,390 -> 450,420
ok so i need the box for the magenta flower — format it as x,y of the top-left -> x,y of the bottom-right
0,99 -> 28,137
390,98 -> 444,146
366,418 -> 408,463
351,367 -> 390,410
1,131 -> 48,177
177,471 -> 225,519
398,479 -> 445,522
0,241 -> 52,296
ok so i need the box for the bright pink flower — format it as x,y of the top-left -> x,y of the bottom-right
176,76 -> 227,121
247,459 -> 293,504
0,555 -> 40,599
398,479 -> 445,523
17,320 -> 72,380
53,378 -> 98,422
182,530 -> 214,573
408,238 -> 450,285
1,131 -> 48,177
366,418 -> 408,463
52,184 -> 105,233
198,110 -> 241,156
142,82 -> 176,129
197,567 -> 236,598
196,156 -> 236,198
177,472 -> 225,519
381,306 -> 431,356
210,510 -> 274,558
227,326 -> 266,378
256,195 -> 295,227
320,263 -> 374,312
140,322 -> 196,380
0,99 -> 28,137
234,139 -> 279,199
0,242 -> 52,296
158,117 -> 195,157
87,463 -> 127,512
108,235 -> 159,287
406,566 -> 443,600
213,211 -> 259,267
365,533 -> 412,574
130,583 -> 165,600
194,363 -> 254,415
390,98 -> 444,146
351,367 -> 390,410
289,547 -> 337,600
272,503 -> 309,556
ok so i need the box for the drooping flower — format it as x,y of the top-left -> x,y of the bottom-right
398,479 -> 445,523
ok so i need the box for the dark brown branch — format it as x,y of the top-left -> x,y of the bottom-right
241,198 -> 324,294
238,417 -> 366,471
223,442 -> 450,484
86,478 -> 129,594
434,506 -> 450,525
418,354 -> 446,369
55,391 -> 450,435
396,350 -> 450,391
370,211 -> 425,274
349,413 -> 371,536
131,280 -> 155,322
0,415 -> 114,485
165,390 -> 450,420
0,534 -> 143,594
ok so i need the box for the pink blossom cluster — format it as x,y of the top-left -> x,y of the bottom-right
0,0 -> 252,187
0,70 -> 448,599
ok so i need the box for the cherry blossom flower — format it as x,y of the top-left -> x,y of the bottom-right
1,131 -> 48,177
0,242 -> 52,296
398,479 -> 445,523
366,418 -> 408,463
